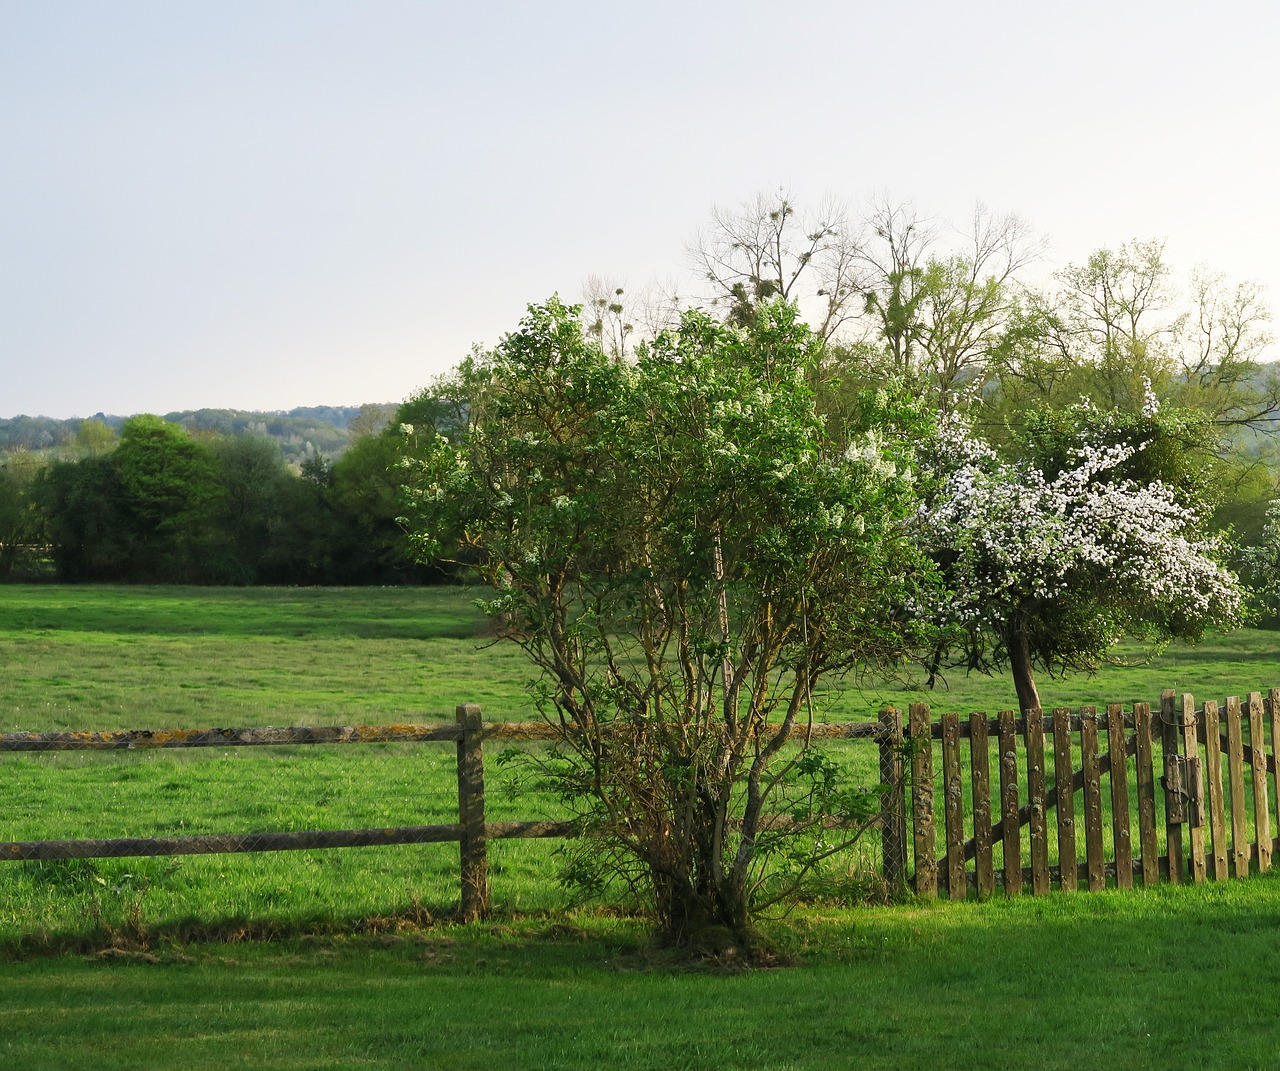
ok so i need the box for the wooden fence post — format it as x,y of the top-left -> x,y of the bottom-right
1203,699 -> 1228,881
456,703 -> 489,921
1106,704 -> 1133,889
1052,708 -> 1077,891
1225,696 -> 1249,878
878,708 -> 908,892
941,712 -> 966,899
1182,693 -> 1207,884
1025,708 -> 1050,895
1080,708 -> 1106,891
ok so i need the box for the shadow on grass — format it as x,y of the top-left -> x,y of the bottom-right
6,879 -> 1280,1069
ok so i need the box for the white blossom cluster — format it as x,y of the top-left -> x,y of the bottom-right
922,418 -> 1244,634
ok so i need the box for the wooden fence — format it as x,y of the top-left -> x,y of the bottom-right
5,691 -> 1277,918
0,705 -> 568,922
0,705 -> 894,920
892,689 -> 1280,898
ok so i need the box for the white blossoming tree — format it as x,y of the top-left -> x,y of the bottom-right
920,396 -> 1245,714
401,298 -> 937,954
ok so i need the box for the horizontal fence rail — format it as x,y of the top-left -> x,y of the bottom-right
0,706 -> 893,921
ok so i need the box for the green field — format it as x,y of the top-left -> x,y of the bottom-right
3,584 -> 1274,733
3,585 -> 1280,1069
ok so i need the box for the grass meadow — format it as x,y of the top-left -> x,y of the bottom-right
2,584 -> 1280,1069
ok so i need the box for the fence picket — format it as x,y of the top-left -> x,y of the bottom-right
1270,690 -> 1280,866
878,708 -> 908,891
909,703 -> 937,898
942,712 -> 966,899
1161,691 -> 1183,884
1203,699 -> 1228,881
1248,692 -> 1271,874
998,710 -> 1021,896
1226,696 -> 1249,878
1134,703 -> 1159,886
1080,709 -> 1105,891
969,713 -> 995,898
1025,708 -> 1051,895
1106,704 -> 1133,888
1052,709 -> 1077,891
1182,694 -> 1206,885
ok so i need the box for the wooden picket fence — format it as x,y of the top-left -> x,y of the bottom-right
885,689 -> 1280,898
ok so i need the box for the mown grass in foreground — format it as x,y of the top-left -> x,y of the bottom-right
4,876 -> 1280,1071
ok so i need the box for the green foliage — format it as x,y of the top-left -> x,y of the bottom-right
34,454 -> 134,582
111,415 -> 223,581
1017,397 -> 1224,513
0,453 -> 45,579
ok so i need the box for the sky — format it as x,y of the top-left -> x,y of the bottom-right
2,0 -> 1278,419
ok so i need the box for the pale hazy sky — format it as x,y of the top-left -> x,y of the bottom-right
2,0 -> 1278,419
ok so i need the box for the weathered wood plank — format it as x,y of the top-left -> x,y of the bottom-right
942,726 -> 1131,875
1182,694 -> 1206,885
1226,696 -> 1250,878
456,703 -> 490,922
0,825 -> 467,860
1161,691 -> 1184,884
1052,708 -> 1077,891
1202,699 -> 1228,881
878,708 -> 909,891
0,723 -> 468,751
0,719 -> 887,753
969,712 -> 995,898
942,712 -> 966,900
1025,708 -> 1051,895
910,703 -> 938,898
998,710 -> 1022,896
1106,704 -> 1133,889
1080,708 -> 1105,891
1248,691 -> 1271,874
1133,702 -> 1160,886
1271,690 -> 1280,867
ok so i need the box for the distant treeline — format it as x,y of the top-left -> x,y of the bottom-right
0,404 -> 390,463
0,398 -> 454,585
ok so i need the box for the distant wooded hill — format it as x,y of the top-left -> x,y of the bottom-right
0,405 -> 395,462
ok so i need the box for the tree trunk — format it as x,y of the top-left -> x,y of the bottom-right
1008,627 -> 1042,715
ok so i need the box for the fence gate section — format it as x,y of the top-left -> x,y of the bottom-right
891,690 -> 1280,898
